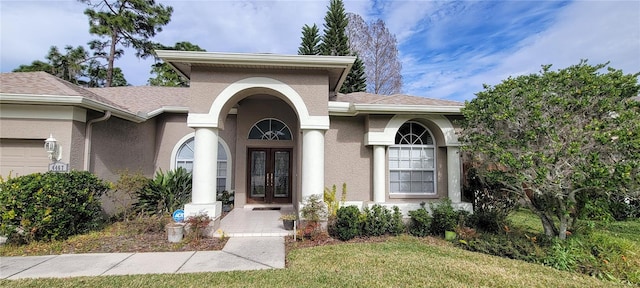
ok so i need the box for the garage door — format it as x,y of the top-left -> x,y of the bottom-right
0,139 -> 49,177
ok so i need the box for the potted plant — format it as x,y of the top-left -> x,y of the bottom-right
217,190 -> 235,212
279,213 -> 297,230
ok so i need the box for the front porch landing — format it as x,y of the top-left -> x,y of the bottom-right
212,206 -> 296,237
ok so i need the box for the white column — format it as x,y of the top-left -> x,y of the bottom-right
301,129 -> 325,200
184,127 -> 221,219
373,145 -> 386,203
447,146 -> 461,203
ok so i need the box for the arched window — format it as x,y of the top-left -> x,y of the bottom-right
248,118 -> 292,140
174,136 -> 231,193
389,121 -> 436,195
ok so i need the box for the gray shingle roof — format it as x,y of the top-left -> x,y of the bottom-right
87,86 -> 189,115
0,71 -> 127,110
335,92 -> 463,106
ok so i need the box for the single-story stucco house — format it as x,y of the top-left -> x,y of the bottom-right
0,51 -> 472,220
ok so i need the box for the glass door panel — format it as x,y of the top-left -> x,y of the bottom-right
273,151 -> 290,198
249,150 -> 266,198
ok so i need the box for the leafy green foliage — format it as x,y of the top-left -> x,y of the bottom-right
0,171 -> 108,243
340,56 -> 367,93
299,0 -> 366,93
362,204 -> 392,237
81,0 -> 173,86
149,41 -> 205,86
389,206 -> 406,236
106,169 -> 150,221
460,61 -> 640,239
300,194 -> 327,223
133,168 -> 191,216
429,199 -> 459,236
408,204 -> 431,237
332,205 -> 361,241
298,24 -> 321,55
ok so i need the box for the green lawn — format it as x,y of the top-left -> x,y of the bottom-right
1,235 -> 622,288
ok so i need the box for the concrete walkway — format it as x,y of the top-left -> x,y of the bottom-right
1,207 -> 294,280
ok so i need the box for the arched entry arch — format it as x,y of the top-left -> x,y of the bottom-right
185,77 -> 328,217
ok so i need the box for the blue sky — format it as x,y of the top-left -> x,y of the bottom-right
1,0 -> 638,101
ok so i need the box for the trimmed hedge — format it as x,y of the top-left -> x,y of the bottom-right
0,171 -> 109,243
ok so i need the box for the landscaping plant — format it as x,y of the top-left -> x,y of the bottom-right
362,204 -> 392,237
429,198 -> 458,237
0,171 -> 109,243
332,205 -> 361,241
134,167 -> 192,216
300,194 -> 327,239
460,61 -> 640,239
408,203 -> 431,237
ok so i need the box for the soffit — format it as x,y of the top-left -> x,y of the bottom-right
156,51 -> 354,92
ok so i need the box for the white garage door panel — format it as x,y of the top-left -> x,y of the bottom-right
0,139 -> 49,177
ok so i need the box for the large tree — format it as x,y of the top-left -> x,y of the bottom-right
149,41 -> 205,87
460,61 -> 640,240
80,0 -> 172,87
346,13 -> 402,95
298,24 -> 321,55
13,44 -> 128,87
316,0 -> 366,93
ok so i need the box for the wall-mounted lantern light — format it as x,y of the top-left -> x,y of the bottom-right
44,134 -> 62,162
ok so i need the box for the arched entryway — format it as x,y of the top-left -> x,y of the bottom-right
184,77 -> 329,218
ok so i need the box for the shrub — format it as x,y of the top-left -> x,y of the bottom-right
107,169 -> 150,221
332,205 -> 361,241
464,167 -> 519,233
300,194 -> 327,239
389,206 -> 406,236
408,204 -> 431,237
134,168 -> 192,216
362,204 -> 392,237
0,171 -> 109,243
324,183 -> 347,218
185,212 -> 212,243
429,198 -> 458,236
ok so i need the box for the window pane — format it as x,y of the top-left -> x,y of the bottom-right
389,147 -> 399,158
217,143 -> 227,159
389,171 -> 399,181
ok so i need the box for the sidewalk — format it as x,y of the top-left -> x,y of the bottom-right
1,207 -> 293,280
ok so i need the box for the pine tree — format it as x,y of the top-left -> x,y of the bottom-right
341,56 -> 366,93
319,0 -> 350,57
317,0 -> 366,93
298,24 -> 321,55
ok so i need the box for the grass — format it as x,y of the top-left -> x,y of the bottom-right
0,236 -> 621,288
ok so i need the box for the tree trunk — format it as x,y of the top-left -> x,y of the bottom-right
106,33 -> 117,87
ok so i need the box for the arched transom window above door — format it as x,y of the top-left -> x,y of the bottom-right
248,118 -> 292,140
389,121 -> 436,195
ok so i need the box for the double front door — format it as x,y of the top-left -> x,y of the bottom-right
248,148 -> 292,203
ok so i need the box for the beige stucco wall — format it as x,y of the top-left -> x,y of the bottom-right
189,68 -> 329,118
90,115 -> 157,182
325,116 -> 372,201
366,115 -> 394,133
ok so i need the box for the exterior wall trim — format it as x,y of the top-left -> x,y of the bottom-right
364,114 -> 459,146
208,77 -> 329,130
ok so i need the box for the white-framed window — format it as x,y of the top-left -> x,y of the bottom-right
389,121 -> 436,195
248,118 -> 292,140
172,135 -> 232,193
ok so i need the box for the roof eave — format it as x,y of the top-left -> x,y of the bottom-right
329,102 -> 464,116
156,50 -> 355,93
0,93 -> 146,123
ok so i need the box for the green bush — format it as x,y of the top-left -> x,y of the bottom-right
389,206 -> 406,236
408,204 -> 431,237
429,198 -> 458,236
460,232 -> 547,263
0,171 -> 109,243
134,168 -> 192,216
362,204 -> 392,237
332,205 -> 361,241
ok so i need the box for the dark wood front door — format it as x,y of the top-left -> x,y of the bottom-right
247,148 -> 292,204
